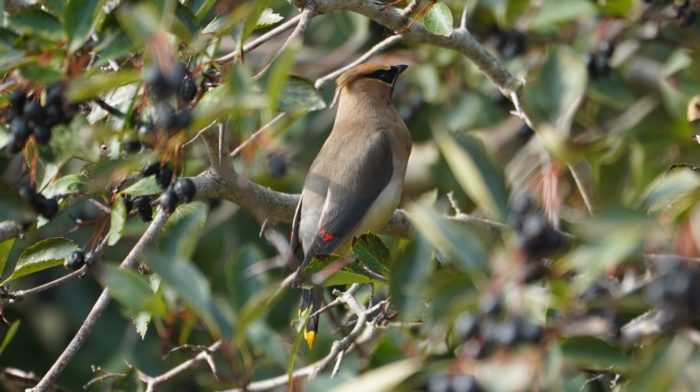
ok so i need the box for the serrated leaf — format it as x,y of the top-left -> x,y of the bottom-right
2,238 -> 80,285
160,202 -> 208,260
238,0 -> 270,52
279,76 -> 326,112
121,176 -> 161,197
257,8 -> 283,27
435,131 -> 508,221
64,0 -> 104,52
640,168 -> 700,213
422,2 -> 453,36
352,233 -> 390,275
0,320 -> 20,358
133,311 -> 151,340
42,174 -> 86,198
108,196 -> 126,246
102,264 -> 166,316
66,70 -> 141,102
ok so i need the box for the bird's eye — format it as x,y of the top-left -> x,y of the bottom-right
366,69 -> 395,84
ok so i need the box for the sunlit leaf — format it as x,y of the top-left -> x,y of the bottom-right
0,238 -> 14,280
352,233 -> 390,275
278,76 -> 326,113
108,196 -> 126,246
0,320 -> 20,357
64,0 -> 104,52
121,176 -> 161,197
2,238 -> 80,285
42,174 -> 86,199
101,264 -> 166,316
422,2 -> 453,36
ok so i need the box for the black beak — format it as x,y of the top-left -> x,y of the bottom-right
391,64 -> 408,76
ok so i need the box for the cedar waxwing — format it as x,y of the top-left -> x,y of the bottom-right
291,63 -> 412,348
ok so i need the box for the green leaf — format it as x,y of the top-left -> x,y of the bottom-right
0,320 -> 20,358
561,337 -> 631,371
352,233 -> 390,275
530,0 -> 597,30
0,238 -> 15,280
628,336 -> 695,391
144,250 -> 231,338
390,236 -> 432,321
64,0 -> 104,52
238,0 -> 270,53
7,8 -> 63,41
132,311 -> 151,340
66,70 -> 141,102
422,2 -> 453,36
304,256 -> 376,286
2,238 -> 80,285
160,202 -> 208,260
278,76 -> 327,113
121,176 -> 161,197
116,3 -> 161,43
524,46 -> 587,131
330,358 -> 421,392
407,201 -> 487,284
265,41 -> 299,112
435,131 -> 508,221
226,245 -> 264,311
42,174 -> 86,199
257,8 -> 283,27
639,168 -> 700,213
108,196 -> 127,246
101,264 -> 166,316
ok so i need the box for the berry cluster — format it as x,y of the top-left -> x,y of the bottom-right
455,296 -> 544,360
18,184 -> 59,220
586,40 -> 615,79
64,250 -> 97,271
160,177 -> 196,213
674,0 -> 696,26
6,83 -> 73,154
141,162 -> 174,190
425,374 -> 484,392
495,28 -> 526,59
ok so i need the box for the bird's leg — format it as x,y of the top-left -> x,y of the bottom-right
396,0 -> 436,34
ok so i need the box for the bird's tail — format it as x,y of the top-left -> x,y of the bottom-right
299,286 -> 323,349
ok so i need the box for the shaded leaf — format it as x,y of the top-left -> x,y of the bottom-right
0,320 -> 20,358
42,174 -> 86,198
435,131 -> 508,221
530,0 -> 596,30
67,70 -> 141,102
121,176 -> 161,197
561,337 -> 631,371
2,238 -> 80,285
278,76 -> 326,113
352,233 -> 390,275
640,168 -> 700,213
304,256 -> 376,286
64,0 -> 104,52
0,180 -> 34,222
0,238 -> 15,280
101,264 -> 166,316
7,8 -> 63,41
160,202 -> 208,260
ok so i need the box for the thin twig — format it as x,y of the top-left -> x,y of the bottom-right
230,112 -> 289,157
400,0 -> 420,17
29,209 -> 171,392
253,5 -> 316,79
216,14 -> 303,64
142,340 -> 223,392
314,34 -> 403,89
4,267 -> 87,302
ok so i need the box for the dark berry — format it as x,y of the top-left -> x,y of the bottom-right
9,89 -> 27,114
455,313 -> 480,342
170,62 -> 187,91
44,103 -> 65,127
33,124 -> 51,145
679,9 -> 696,27
497,29 -> 526,58
173,178 -> 196,203
426,375 -> 451,392
65,250 -> 85,270
144,65 -> 172,99
170,108 -> 192,131
121,193 -> 133,213
155,164 -> 173,189
141,162 -> 160,177
155,104 -> 175,130
599,40 -> 615,59
479,295 -> 502,316
519,261 -> 549,283
179,77 -> 197,102
11,118 -> 31,140
18,184 -> 37,202
516,318 -> 543,344
122,140 -> 142,154
159,190 -> 179,213
485,321 -> 519,347
267,153 -> 288,177
7,134 -> 25,154
207,198 -> 221,209
134,196 -> 153,222
515,124 -> 534,142
586,53 -> 610,79
23,101 -> 44,123
36,196 -> 58,219
45,82 -> 63,105
84,251 -> 97,267
510,192 -> 533,217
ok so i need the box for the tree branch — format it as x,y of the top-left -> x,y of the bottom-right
29,209 -> 171,392
216,14 -> 303,64
0,221 -> 22,243
141,340 -> 223,392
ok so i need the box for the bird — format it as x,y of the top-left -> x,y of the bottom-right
290,63 -> 412,349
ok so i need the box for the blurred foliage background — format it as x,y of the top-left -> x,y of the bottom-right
2,0 -> 700,391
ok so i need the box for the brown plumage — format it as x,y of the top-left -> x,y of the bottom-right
291,63 -> 412,348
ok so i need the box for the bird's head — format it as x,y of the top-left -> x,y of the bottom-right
333,63 -> 408,106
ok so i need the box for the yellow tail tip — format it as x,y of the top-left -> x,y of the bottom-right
304,330 -> 317,349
